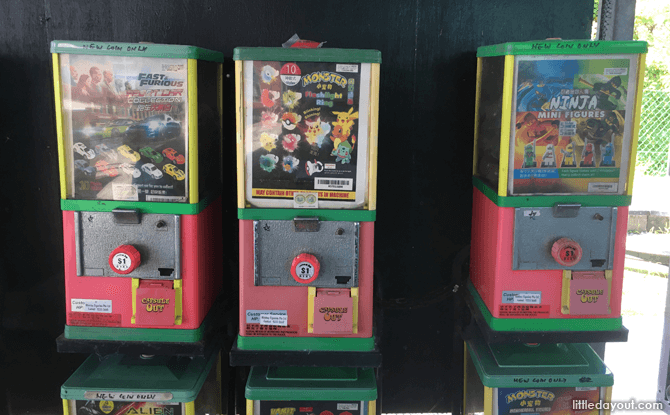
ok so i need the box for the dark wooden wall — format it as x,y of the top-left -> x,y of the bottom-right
0,0 -> 593,412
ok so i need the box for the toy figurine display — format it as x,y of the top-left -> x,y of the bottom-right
234,46 -> 380,351
470,39 -> 647,333
52,41 -> 224,342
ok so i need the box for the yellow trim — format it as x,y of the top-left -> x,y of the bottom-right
216,351 -> 223,413
235,60 -> 246,209
174,279 -> 183,325
351,287 -> 359,334
184,401 -> 195,415
188,59 -> 199,203
367,63 -> 380,211
603,386 -> 613,415
484,386 -> 493,415
605,270 -> 613,314
368,400 -> 376,415
131,278 -> 140,324
561,270 -> 572,314
63,399 -> 71,415
307,286 -> 316,333
247,399 -> 254,415
626,53 -> 646,196
497,55 -> 516,197
52,54 -> 68,199
473,57 -> 482,176
463,342 -> 468,413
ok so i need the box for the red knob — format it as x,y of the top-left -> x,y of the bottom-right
551,238 -> 582,267
291,253 -> 320,284
109,245 -> 141,274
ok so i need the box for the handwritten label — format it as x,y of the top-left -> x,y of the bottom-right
83,391 -> 173,401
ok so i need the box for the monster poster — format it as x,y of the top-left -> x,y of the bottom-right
495,387 -> 600,415
244,60 -> 371,208
509,56 -> 638,195
59,54 -> 189,202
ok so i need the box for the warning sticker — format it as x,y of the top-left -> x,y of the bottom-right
68,312 -> 122,327
499,304 -> 550,318
245,323 -> 299,337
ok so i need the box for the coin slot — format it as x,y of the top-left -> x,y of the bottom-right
336,276 -> 351,285
590,259 -> 606,267
158,268 -> 174,277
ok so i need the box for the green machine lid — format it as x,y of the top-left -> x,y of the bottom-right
467,331 -> 613,388
246,366 -> 377,401
61,349 -> 218,402
51,40 -> 225,62
234,47 -> 381,64
477,39 -> 648,57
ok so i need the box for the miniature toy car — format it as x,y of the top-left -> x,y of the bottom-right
119,163 -> 141,178
125,114 -> 181,141
95,160 -> 118,177
95,143 -> 118,162
139,146 -> 163,164
74,159 -> 96,177
141,163 -> 163,179
81,119 -> 108,138
162,147 -> 185,164
73,142 -> 95,160
102,119 -> 134,138
163,163 -> 185,181
117,144 -> 141,162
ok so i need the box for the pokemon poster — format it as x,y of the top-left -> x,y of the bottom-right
496,387 -> 600,415
245,60 -> 367,202
510,57 -> 636,195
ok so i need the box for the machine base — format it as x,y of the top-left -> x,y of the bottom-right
236,334 -> 376,351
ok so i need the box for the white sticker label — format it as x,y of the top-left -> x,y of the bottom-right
315,177 -> 353,191
324,163 -> 336,170
246,310 -> 287,324
502,291 -> 542,304
281,75 -> 301,86
84,391 -> 173,401
559,121 -> 577,136
260,313 -> 288,326
604,67 -> 627,76
336,64 -> 359,73
293,192 -> 318,209
71,299 -> 112,313
338,404 -> 359,411
146,195 -> 188,202
588,182 -> 618,193
523,210 -> 541,218
112,183 -> 139,201
575,387 -> 598,391
112,253 -> 132,272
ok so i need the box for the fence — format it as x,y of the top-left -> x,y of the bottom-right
636,89 -> 670,176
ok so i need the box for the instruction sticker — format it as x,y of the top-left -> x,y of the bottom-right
246,310 -> 287,325
502,291 -> 542,304
71,299 -> 112,313
499,304 -> 550,318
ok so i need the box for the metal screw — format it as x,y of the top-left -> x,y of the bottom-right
593,213 -> 604,221
336,228 -> 344,235
87,215 -> 94,222
156,220 -> 166,228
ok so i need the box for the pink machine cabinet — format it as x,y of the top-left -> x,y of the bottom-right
469,186 -> 628,332
62,197 -> 223,342
237,219 -> 375,351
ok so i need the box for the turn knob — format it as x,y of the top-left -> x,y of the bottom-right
551,238 -> 582,267
291,253 -> 320,284
109,245 -> 141,274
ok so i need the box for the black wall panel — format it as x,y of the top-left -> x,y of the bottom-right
0,1 -> 593,412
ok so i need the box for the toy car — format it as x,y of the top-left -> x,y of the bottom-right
125,114 -> 181,141
95,143 -> 118,162
74,159 -> 96,177
141,163 -> 163,179
119,163 -> 141,178
163,163 -> 185,181
102,119 -> 135,138
81,119 -> 108,138
117,144 -> 141,162
162,147 -> 185,164
95,160 -> 118,177
139,146 -> 163,164
73,142 -> 95,160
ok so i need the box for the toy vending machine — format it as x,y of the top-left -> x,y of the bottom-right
234,47 -> 380,351
52,41 -> 224,342
61,349 -> 222,415
464,332 -> 614,415
469,40 -> 648,332
245,366 -> 377,415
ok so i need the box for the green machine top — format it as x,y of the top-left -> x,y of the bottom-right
477,39 -> 648,57
246,366 -> 377,401
467,333 -> 613,388
51,40 -> 225,62
61,351 -> 218,403
234,47 -> 381,63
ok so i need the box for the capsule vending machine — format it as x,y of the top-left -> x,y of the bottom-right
52,41 -> 224,342
469,40 -> 647,333
234,46 -> 380,351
